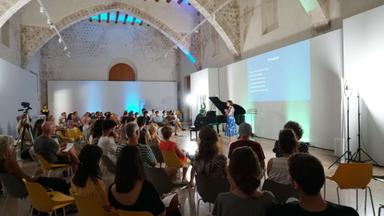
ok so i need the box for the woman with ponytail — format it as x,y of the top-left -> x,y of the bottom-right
213,146 -> 276,216
70,145 -> 111,212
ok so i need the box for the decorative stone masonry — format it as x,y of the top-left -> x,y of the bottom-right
189,0 -> 240,56
21,2 -> 194,66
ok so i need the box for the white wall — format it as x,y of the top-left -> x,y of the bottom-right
48,81 -> 177,118
0,13 -> 21,66
40,22 -> 178,82
0,58 -> 39,136
208,29 -> 342,150
190,68 -> 219,120
343,4 -> 384,165
310,30 -> 343,151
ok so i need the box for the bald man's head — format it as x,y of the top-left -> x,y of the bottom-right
42,121 -> 55,135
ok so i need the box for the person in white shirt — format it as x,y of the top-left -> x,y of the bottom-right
267,129 -> 298,185
97,120 -> 118,164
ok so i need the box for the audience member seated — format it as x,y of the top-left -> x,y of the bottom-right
145,123 -> 161,147
90,119 -> 104,145
117,117 -> 129,144
137,116 -> 148,144
0,135 -> 69,194
273,121 -> 308,157
97,120 -> 118,163
142,110 -> 151,125
149,109 -> 156,122
108,145 -> 166,216
152,111 -> 164,125
160,126 -> 189,182
228,123 -> 266,170
70,145 -> 111,212
65,120 -> 84,142
266,153 -> 359,216
191,126 -> 227,180
34,121 -> 79,166
58,112 -> 67,128
81,112 -> 91,139
117,122 -> 157,168
164,111 -> 184,135
68,111 -> 81,128
267,129 -> 297,185
213,146 -> 276,216
33,118 -> 45,138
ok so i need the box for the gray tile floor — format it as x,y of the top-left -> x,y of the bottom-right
1,130 -> 383,216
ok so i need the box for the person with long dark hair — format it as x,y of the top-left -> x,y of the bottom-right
33,118 -> 45,138
71,145 -> 110,211
267,129 -> 298,185
108,145 -> 165,216
213,146 -> 276,216
90,119 -> 103,145
273,121 -> 309,157
97,120 -> 118,163
192,126 -> 227,178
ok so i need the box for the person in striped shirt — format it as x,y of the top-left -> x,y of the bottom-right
116,122 -> 157,168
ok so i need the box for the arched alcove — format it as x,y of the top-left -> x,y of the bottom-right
109,63 -> 136,81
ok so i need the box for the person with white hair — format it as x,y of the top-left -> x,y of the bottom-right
228,122 -> 265,170
0,135 -> 69,194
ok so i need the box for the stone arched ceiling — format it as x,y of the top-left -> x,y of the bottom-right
0,0 -> 29,27
21,2 -> 197,66
189,0 -> 240,56
1,0 -> 242,61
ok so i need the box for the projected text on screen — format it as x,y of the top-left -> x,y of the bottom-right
248,40 -> 311,102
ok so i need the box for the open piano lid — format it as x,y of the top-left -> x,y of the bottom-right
209,97 -> 246,115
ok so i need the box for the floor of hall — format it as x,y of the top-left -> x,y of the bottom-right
1,130 -> 383,216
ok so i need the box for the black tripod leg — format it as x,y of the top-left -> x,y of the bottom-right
360,149 -> 380,165
329,151 -> 349,169
351,151 -> 358,161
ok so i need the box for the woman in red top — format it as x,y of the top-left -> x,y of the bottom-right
159,126 -> 188,182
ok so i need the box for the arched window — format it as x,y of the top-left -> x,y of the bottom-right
109,63 -> 136,81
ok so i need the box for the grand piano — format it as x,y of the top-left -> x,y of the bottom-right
193,97 -> 246,133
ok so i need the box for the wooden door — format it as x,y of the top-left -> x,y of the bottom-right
109,63 -> 136,81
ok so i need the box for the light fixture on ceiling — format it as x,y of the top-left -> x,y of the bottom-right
37,0 -> 70,58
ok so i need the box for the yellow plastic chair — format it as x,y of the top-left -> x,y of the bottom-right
117,209 -> 153,216
73,194 -> 110,216
35,154 -> 72,177
324,163 -> 375,215
22,178 -> 74,216
161,150 -> 182,168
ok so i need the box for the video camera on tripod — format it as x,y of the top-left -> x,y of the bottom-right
18,102 -> 32,114
15,102 -> 34,158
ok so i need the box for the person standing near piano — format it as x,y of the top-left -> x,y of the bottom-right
225,100 -> 238,144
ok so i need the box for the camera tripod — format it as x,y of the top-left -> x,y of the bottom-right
351,94 -> 379,165
329,91 -> 352,169
15,113 -> 34,154
329,83 -> 353,169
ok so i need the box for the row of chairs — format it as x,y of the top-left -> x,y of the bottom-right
0,173 -> 154,216
194,163 -> 383,216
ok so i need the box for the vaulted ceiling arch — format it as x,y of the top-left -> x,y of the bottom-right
21,2 -> 197,66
